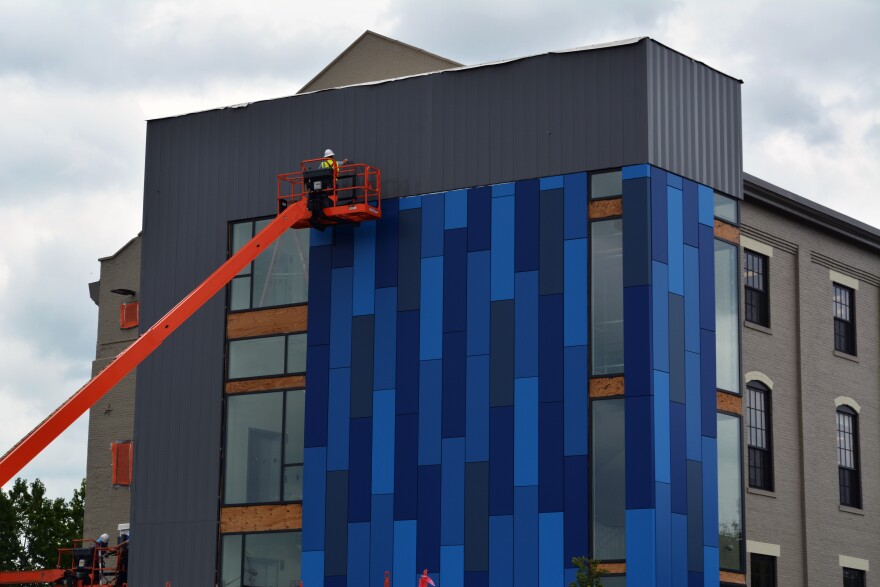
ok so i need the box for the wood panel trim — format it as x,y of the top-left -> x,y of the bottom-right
590,376 -> 625,398
598,562 -> 626,574
220,504 -> 302,533
227,305 -> 308,339
226,375 -> 306,394
719,570 -> 746,585
714,220 -> 740,244
589,198 -> 623,219
717,391 -> 742,415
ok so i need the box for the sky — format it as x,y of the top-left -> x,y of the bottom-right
0,0 -> 878,500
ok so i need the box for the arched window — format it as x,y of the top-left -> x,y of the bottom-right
746,381 -> 773,491
837,405 -> 862,508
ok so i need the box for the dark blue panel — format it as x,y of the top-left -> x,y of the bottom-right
490,195 -> 515,301
515,178 -> 540,272
563,172 -> 588,240
324,470 -> 349,576
443,331 -> 467,438
667,187 -> 684,296
538,512 -> 564,586
302,447 -> 326,552
465,572 -> 488,587
671,514 -> 688,586
420,257 -> 444,360
700,330 -> 717,439
467,186 -> 492,252
375,197 -> 399,289
441,437 -> 466,546
683,245 -> 701,354
563,455 -> 589,564
398,208 -> 422,312
373,288 -> 397,392
488,516 -> 513,587
539,294 -> 564,403
370,494 -> 394,587
329,267 -> 353,369
670,402 -> 688,515
326,574 -> 347,587
651,168 -> 668,263
655,482 -> 672,586
654,371 -> 671,484
372,389 -> 396,495
625,395 -> 655,509
419,360 -> 443,465
623,285 -> 652,397
701,436 -> 719,549
488,406 -> 514,515
311,227 -> 334,247
467,251 -> 491,356
394,414 -> 418,520
513,487 -> 538,587
422,193 -> 446,258
445,189 -> 468,230
669,294 -> 685,404
332,224 -> 355,269
349,523 -> 371,585
396,310 -> 420,415
652,262 -> 669,374
392,520 -> 417,587
625,509 -> 656,585
464,462 -> 489,572
563,238 -> 588,348
327,368 -> 351,471
514,272 -> 539,379
351,316 -> 374,419
513,378 -> 538,487
466,355 -> 490,462
308,246 -> 332,346
348,417 -> 373,523
305,344 -> 330,448
698,225 -> 715,332
622,176 -> 651,287
539,188 -> 565,295
688,572 -> 703,587
563,346 -> 588,456
353,219 -> 377,316
489,300 -> 515,407
685,351 -> 702,461
417,464 -> 442,571
686,460 -> 704,572
444,228 -> 468,333
682,179 -> 699,247
538,401 -> 564,512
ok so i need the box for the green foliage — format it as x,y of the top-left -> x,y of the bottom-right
0,478 -> 86,572
570,556 -> 609,587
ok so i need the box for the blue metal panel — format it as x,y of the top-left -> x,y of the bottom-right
489,300 -> 515,407
348,522 -> 371,585
700,331 -> 717,439
514,378 -> 539,487
348,417 -> 373,523
372,389 -> 396,495
698,225 -> 715,332
370,494 -> 394,587
311,226 -> 334,247
624,285 -> 652,396
515,179 -> 540,272
563,239 -> 588,347
490,195 -> 515,301
468,186 -> 492,252
668,186 -> 684,295
396,310 -> 420,415
683,246 -> 701,353
622,176 -> 651,287
393,520 -> 417,587
703,547 -> 719,587
419,360 -> 442,465
330,267 -> 353,369
539,294 -> 564,404
655,482 -> 672,586
398,208 -> 422,312
686,460 -> 704,573
443,331 -> 467,438
701,436 -> 719,548
539,188 -> 565,295
353,219 -> 377,316
685,352 -> 702,461
394,414 -> 418,520
625,395 -> 655,509
689,572 -> 703,587
444,228 -> 468,333
538,401 -> 564,512
417,464 -> 441,571
465,572 -> 488,587
422,193 -> 446,258
303,447 -> 327,552
540,175 -> 563,190
305,345 -> 330,448
325,471 -> 349,576
351,316 -> 375,419
441,546 -> 464,587
327,368 -> 351,471
682,179 -> 699,247
466,355 -> 490,462
667,173 -> 682,190
375,198 -> 399,289
446,189 -> 468,230
464,461 -> 490,572
302,551 -> 325,587
651,168 -> 668,264
374,288 -> 397,392
563,346 -> 588,456
653,370 -> 670,484
563,172 -> 588,240
670,402 -> 688,515
514,272 -> 539,378
563,455 -> 589,564
625,509 -> 656,586
308,245 -> 332,346
671,514 -> 688,586
488,516 -> 513,587
669,294 -> 685,404
441,437 -> 466,546
420,257 -> 444,360
652,262 -> 669,374
489,406 -> 514,515
399,196 -> 422,210
622,163 -> 651,179
467,251 -> 491,356
697,185 -> 714,226
332,225 -> 355,269
492,183 -> 514,198
538,512 -> 564,587
564,569 -> 577,586
514,486 -> 538,587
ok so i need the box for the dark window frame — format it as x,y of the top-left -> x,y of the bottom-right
837,405 -> 862,509
843,567 -> 866,587
744,250 -> 770,327
746,382 -> 774,491
750,553 -> 777,587
833,283 -> 856,355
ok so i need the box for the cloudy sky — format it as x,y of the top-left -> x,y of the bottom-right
1,0 -> 878,500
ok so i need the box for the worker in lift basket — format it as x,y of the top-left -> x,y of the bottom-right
309,149 -> 350,229
93,533 -> 110,584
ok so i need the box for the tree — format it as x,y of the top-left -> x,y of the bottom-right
570,556 -> 609,587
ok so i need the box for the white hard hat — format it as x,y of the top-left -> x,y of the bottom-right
324,149 -> 335,157
100,533 -> 110,543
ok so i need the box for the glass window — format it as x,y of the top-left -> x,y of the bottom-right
590,170 -> 622,200
750,554 -> 776,587
591,220 -> 624,375
843,567 -> 866,587
837,406 -> 861,508
228,334 -> 307,379
833,284 -> 856,355
592,398 -> 626,560
714,192 -> 739,224
221,532 -> 302,587
602,577 -> 626,587
744,250 -> 769,327
718,413 -> 743,571
715,240 -> 740,393
746,382 -> 773,491
229,219 -> 310,311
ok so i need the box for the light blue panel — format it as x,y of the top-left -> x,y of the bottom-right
683,245 -> 701,353
514,378 -> 539,487
303,447 -> 327,551
420,256 -> 444,360
667,187 -> 684,296
623,164 -> 651,179
490,196 -> 515,301
441,546 -> 464,587
446,189 -> 468,230
467,251 -> 491,356
466,355 -> 490,462
685,352 -> 702,461
489,516 -> 513,587
399,195 -> 422,210
492,183 -> 515,198
372,389 -> 396,494
655,483 -> 672,586
441,438 -> 466,546
626,509 -> 656,586
667,173 -> 683,189
563,239 -> 588,347
370,494 -> 394,587
563,346 -> 588,456
538,512 -> 564,587
301,551 -> 325,587
697,185 -> 714,226
393,521 -> 417,587
653,370 -> 670,483
348,522 -> 371,583
514,271 -> 539,378
353,219 -> 377,315
563,172 -> 588,240
539,175 -> 564,190
419,360 -> 443,465
671,514 -> 688,586
329,267 -> 353,369
701,436 -> 719,548
311,227 -> 333,247
652,261 -> 669,373
374,287 -> 398,390
703,547 -> 719,587
327,368 -> 351,471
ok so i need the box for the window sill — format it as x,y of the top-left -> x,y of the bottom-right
746,487 -> 776,498
833,350 -> 859,363
839,505 -> 864,516
744,321 -> 772,335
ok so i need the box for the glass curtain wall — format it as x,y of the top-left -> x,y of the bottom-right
221,531 -> 302,587
591,219 -> 624,375
592,398 -> 626,560
715,240 -> 740,393
718,413 -> 744,570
